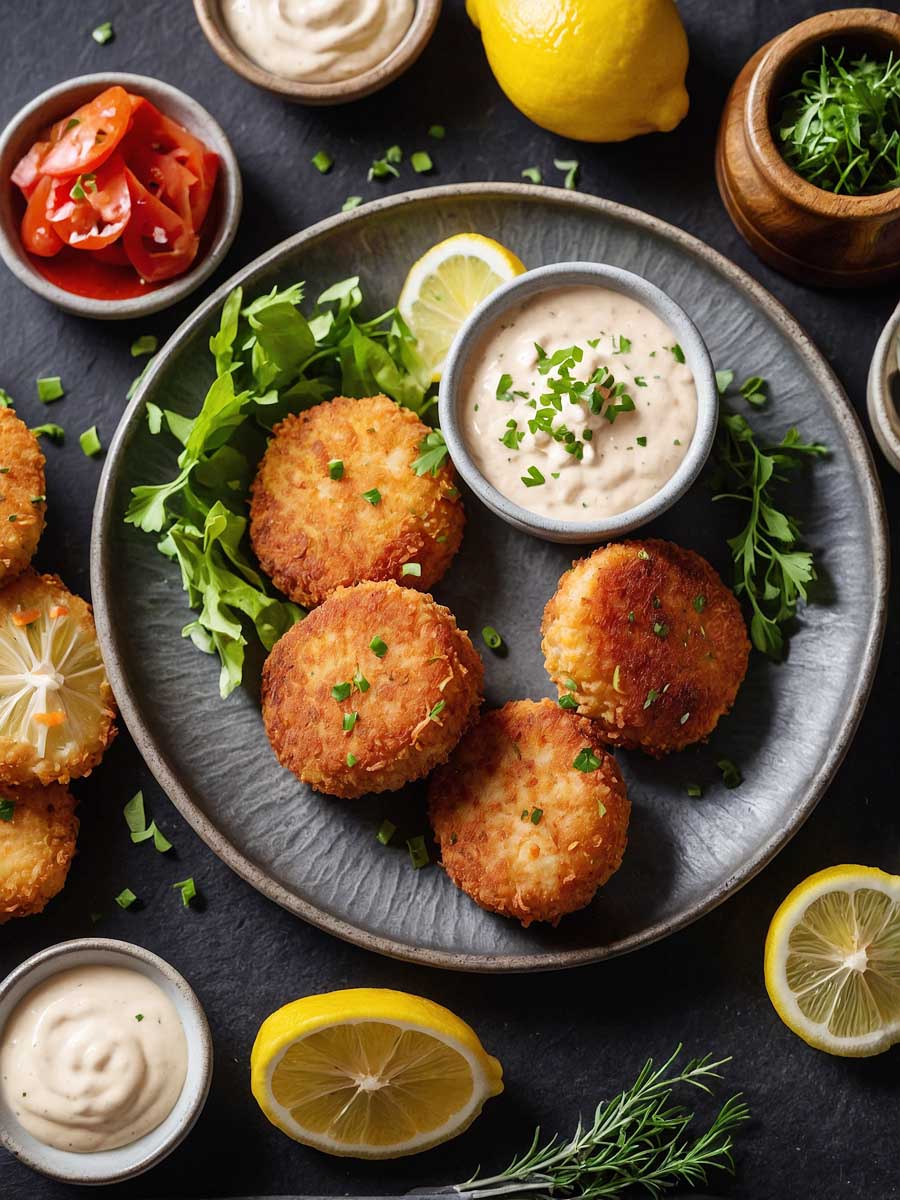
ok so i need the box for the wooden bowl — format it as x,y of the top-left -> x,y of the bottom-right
716,7 -> 900,288
193,0 -> 442,105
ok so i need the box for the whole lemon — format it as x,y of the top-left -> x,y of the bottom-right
466,0 -> 690,142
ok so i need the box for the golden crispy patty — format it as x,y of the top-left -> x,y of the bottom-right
0,571 -> 117,786
542,539 -> 750,756
262,580 -> 483,798
0,407 -> 45,586
0,782 -> 78,924
250,394 -> 464,607
428,699 -> 630,927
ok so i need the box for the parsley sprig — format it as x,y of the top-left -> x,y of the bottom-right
712,375 -> 827,658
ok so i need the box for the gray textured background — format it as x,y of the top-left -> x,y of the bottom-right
1,1 -> 899,1198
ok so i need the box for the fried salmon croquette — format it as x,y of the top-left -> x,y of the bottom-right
542,539 -> 750,757
0,782 -> 78,924
0,407 -> 46,586
0,570 -> 117,786
250,394 -> 464,607
262,580 -> 483,798
428,699 -> 630,927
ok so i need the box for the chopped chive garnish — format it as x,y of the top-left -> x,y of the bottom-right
652,622 -> 669,638
693,594 -> 707,612
718,759 -> 743,789
311,151 -> 333,173
172,877 -> 197,907
521,166 -> 542,183
402,562 -> 422,577
131,335 -> 158,357
530,807 -> 543,825
634,376 -> 648,387
376,819 -> 396,845
554,158 -> 579,189
559,694 -> 578,709
369,635 -> 388,657
564,678 -> 577,691
687,783 -> 703,798
597,799 -> 607,817
328,459 -> 344,480
613,335 -> 632,354
346,752 -> 358,766
342,712 -> 358,732
7,515 -> 17,523
79,425 -> 102,457
411,150 -> 433,173
36,376 -> 63,403
0,798 -> 15,821
669,344 -> 686,363
521,464 -> 545,487
361,487 -> 381,505
115,888 -> 137,909
573,747 -> 601,773
636,436 -> 647,447
353,669 -> 370,693
715,369 -> 734,395
428,124 -> 445,139
342,195 -> 363,211
407,835 -> 429,869
644,688 -> 660,709
92,21 -> 114,44
428,700 -> 446,721
481,625 -> 504,652
31,424 -> 65,444
369,146 -> 402,180
331,681 -> 352,701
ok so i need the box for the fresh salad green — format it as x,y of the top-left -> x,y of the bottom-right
126,277 -> 433,697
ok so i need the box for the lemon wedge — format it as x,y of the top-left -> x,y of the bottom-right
398,233 -> 525,380
764,864 -> 900,1057
250,988 -> 503,1158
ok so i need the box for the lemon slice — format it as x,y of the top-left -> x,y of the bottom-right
398,233 -> 526,380
765,864 -> 900,1057
250,988 -> 503,1158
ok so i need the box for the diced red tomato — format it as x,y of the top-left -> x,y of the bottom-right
21,176 -> 63,257
122,168 -> 199,282
46,153 -> 131,251
39,86 -> 132,178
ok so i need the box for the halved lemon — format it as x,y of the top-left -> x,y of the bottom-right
250,988 -> 503,1158
764,864 -> 900,1057
398,233 -> 526,380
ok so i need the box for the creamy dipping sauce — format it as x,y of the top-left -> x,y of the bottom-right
222,0 -> 415,83
0,965 -> 188,1153
461,286 -> 698,521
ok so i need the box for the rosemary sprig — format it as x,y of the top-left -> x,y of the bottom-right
456,1047 -> 749,1200
711,376 -> 827,659
776,47 -> 900,195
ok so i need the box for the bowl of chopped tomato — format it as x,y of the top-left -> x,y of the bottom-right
0,73 -> 242,318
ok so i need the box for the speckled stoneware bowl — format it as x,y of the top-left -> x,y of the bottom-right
0,939 -> 213,1185
867,298 -> 900,473
0,73 -> 242,319
439,262 -> 719,544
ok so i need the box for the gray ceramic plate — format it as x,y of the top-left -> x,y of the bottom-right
90,184 -> 888,973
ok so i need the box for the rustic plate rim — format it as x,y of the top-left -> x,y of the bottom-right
89,182 -> 889,973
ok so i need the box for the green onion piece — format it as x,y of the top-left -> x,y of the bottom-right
739,375 -> 768,408
172,877 -> 197,907
79,425 -> 102,457
135,1013 -> 144,1021
559,693 -> 578,710
331,681 -> 352,701
386,145 -> 402,163
530,807 -> 543,825
36,376 -> 64,403
428,124 -> 445,139
634,376 -> 648,388
342,712 -> 358,732
643,688 -> 660,709
573,747 -> 601,773
123,791 -> 146,834
0,388 -> 12,408
521,464 -> 545,487
521,166 -> 542,183
670,344 -> 686,364
636,436 -> 647,447
353,669 -> 370,693
402,562 -> 422,576
428,700 -> 446,721
687,783 -> 703,798
0,798 -> 15,821
361,487 -> 381,505
369,635 -> 388,657
346,752 -> 358,767
342,196 -> 363,211
715,369 -> 734,395
131,335 -> 158,358
693,594 -> 707,612
328,459 -> 344,480
312,151 -> 333,174
376,819 -> 396,845
554,158 -> 579,189
411,151 -> 433,174
653,622 -> 669,638
718,759 -> 743,789
407,835 -> 429,869
92,21 -> 114,44
564,678 -> 577,691
115,888 -> 137,909
481,625 -> 504,652
31,424 -> 65,444
597,799 -> 607,817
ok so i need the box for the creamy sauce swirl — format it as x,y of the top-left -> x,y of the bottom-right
0,965 -> 188,1153
222,0 -> 415,83
461,285 -> 698,521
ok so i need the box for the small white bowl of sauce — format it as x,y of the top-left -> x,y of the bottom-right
0,939 -> 212,1185
439,262 -> 719,544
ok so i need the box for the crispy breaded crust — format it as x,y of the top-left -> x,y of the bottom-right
0,782 -> 78,924
0,407 -> 45,586
250,394 -> 464,607
428,699 -> 629,927
0,571 -> 117,786
542,539 -> 750,756
262,580 -> 483,798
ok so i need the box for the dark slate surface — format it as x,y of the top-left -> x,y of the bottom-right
1,2 -> 898,1198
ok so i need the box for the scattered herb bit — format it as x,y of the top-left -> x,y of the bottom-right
0,798 -> 15,821
135,1013 -> 145,1022
739,375 -> 768,408
653,622 -> 669,638
91,21 -> 114,44
407,835 -> 429,869
0,388 -> 12,407
428,124 -> 445,140
311,151 -> 333,174
331,681 -> 352,702
123,791 -> 172,853
37,376 -> 64,403
328,458 -> 344,480
402,562 -> 421,576
342,195 -> 363,211
554,158 -> 579,189
79,425 -> 102,457
573,747 -> 601,773
342,712 -> 358,732
411,151 -> 433,174
558,693 -> 578,710
428,700 -> 446,721
530,808 -> 544,825
637,549 -> 650,561
564,678 -> 577,690
115,888 -> 137,910
346,752 -> 358,767
481,625 -> 505,652
376,819 -> 396,845
521,166 -> 542,183
353,669 -> 370,693
634,376 -> 648,388
131,335 -> 158,358
613,335 -> 632,355
369,635 -> 388,657
362,487 -> 382,505
693,594 -> 707,612
644,688 -> 660,709
521,464 -> 545,487
687,782 -> 703,798
7,515 -> 16,523
412,428 -> 449,476
32,423 -> 65,444
715,369 -> 734,395
172,877 -> 197,907
718,759 -> 743,789
636,435 -> 647,447
669,344 -> 686,364
70,173 -> 97,200
369,147 -> 401,180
